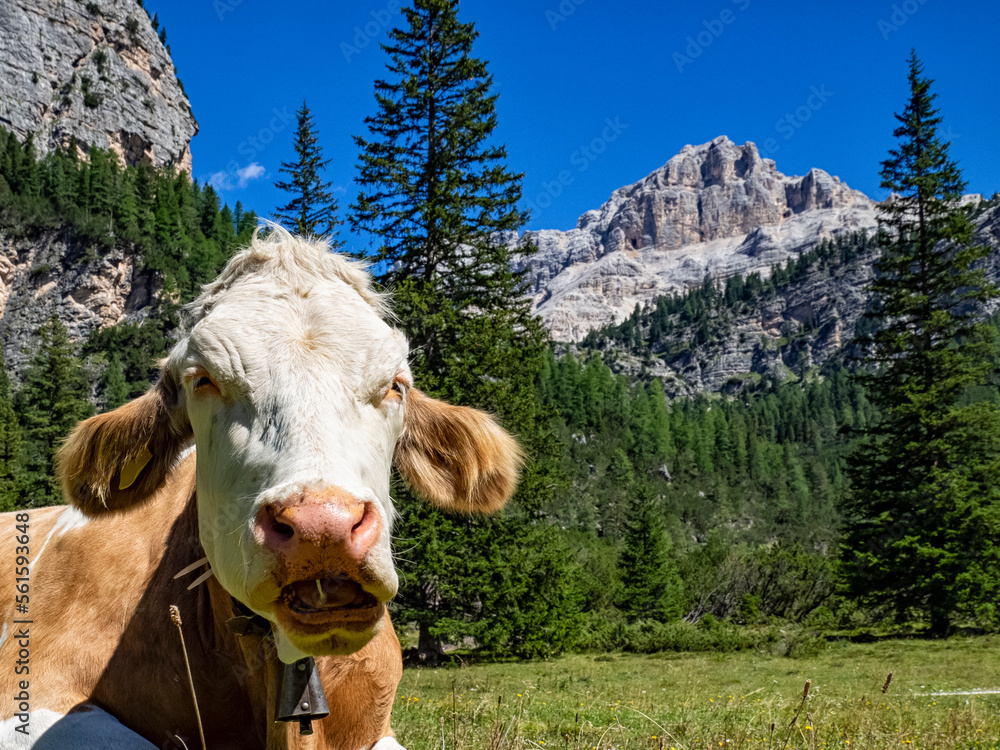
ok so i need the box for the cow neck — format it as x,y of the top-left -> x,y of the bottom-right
217,548 -> 333,735
186,491 -> 331,740
181,488 -> 277,730
88,469 -> 271,748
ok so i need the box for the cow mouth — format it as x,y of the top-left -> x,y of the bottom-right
277,575 -> 382,629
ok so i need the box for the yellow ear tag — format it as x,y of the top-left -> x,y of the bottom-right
119,447 -> 153,490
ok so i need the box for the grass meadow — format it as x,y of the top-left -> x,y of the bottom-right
391,637 -> 1000,750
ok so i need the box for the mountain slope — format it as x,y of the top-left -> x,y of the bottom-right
0,0 -> 204,379
0,0 -> 197,169
576,203 -> 1000,395
0,229 -> 156,377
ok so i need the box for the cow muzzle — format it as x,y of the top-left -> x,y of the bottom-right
254,488 -> 391,645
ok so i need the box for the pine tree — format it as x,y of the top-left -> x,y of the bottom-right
601,448 -> 635,538
841,51 -> 1000,634
617,481 -> 685,622
16,315 -> 94,505
134,162 -> 157,243
152,171 -> 181,254
351,0 -> 530,353
0,358 -> 23,512
17,136 -> 41,199
273,101 -> 343,244
83,319 -> 168,397
87,146 -> 116,224
117,166 -> 140,240
351,0 -> 571,659
102,354 -> 130,410
233,200 -> 259,237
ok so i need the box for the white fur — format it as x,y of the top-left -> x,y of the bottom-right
0,707 -> 156,749
28,506 -> 85,574
168,228 -> 411,663
371,737 -> 408,750
54,506 -> 90,537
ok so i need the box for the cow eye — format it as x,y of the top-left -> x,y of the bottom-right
192,374 -> 219,394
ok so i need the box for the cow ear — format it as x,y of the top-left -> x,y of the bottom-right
56,369 -> 192,515
394,389 -> 523,513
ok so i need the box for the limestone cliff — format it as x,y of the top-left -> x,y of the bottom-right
0,0 -> 194,379
523,136 -> 877,341
0,0 -> 197,169
0,229 -> 155,376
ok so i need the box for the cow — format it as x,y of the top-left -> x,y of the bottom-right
0,228 -> 522,749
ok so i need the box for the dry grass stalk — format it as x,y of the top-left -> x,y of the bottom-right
864,672 -> 893,750
169,604 -> 207,750
779,679 -> 811,750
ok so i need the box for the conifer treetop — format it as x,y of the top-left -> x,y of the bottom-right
273,101 -> 344,245
350,0 -> 528,291
879,50 -> 968,234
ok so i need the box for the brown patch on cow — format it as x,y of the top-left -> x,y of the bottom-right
302,612 -> 401,749
394,389 -> 523,513
0,460 -> 401,747
56,369 -> 192,515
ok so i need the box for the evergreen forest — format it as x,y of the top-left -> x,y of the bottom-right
1,17 -> 998,660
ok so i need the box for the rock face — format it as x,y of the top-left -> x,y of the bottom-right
0,230 -> 154,378
523,136 -> 877,341
585,203 -> 1000,396
0,0 -> 197,170
610,247 -> 878,397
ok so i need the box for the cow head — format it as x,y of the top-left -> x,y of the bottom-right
56,229 -> 522,663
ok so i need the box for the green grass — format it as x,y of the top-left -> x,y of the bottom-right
392,636 -> 1000,749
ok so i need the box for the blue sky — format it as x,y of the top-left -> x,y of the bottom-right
157,0 -> 999,251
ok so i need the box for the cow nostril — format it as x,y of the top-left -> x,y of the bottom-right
351,506 -> 369,534
272,521 -> 295,540
350,502 -> 379,546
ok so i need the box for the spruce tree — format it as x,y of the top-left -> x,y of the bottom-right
617,481 -> 685,623
233,200 -> 259,237
352,0 -> 531,365
841,51 -> 1000,634
273,101 -> 343,244
117,166 -> 140,240
0,359 -> 23,512
351,0 -> 571,659
87,146 -> 116,225
601,448 -> 635,538
102,355 -> 130,410
16,315 -> 94,505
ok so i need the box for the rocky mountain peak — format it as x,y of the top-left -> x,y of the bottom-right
667,136 -> 767,189
0,0 -> 197,170
523,136 -> 876,341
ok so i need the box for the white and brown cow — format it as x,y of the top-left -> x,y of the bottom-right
0,229 -> 521,749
